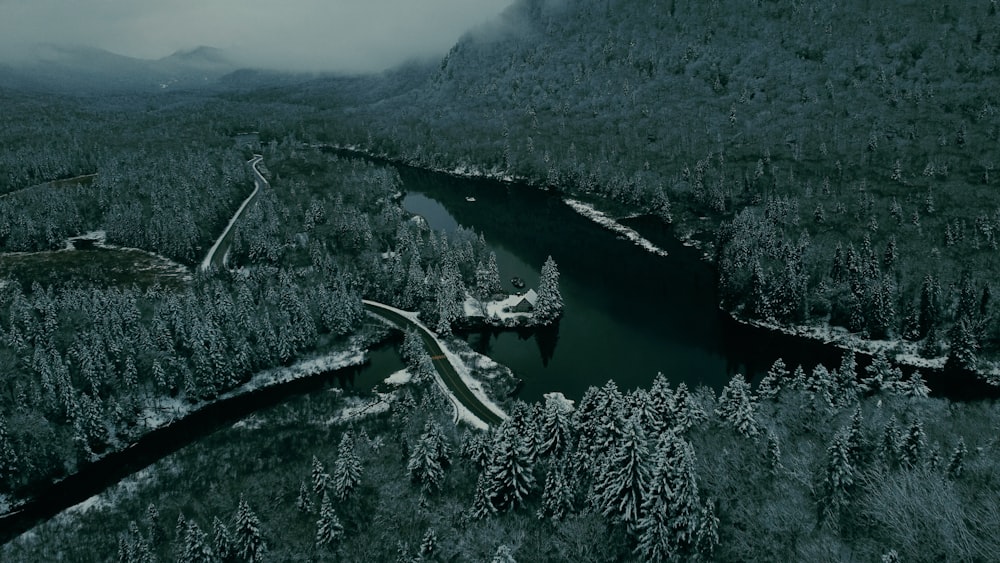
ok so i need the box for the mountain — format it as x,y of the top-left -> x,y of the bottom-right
0,44 -> 241,93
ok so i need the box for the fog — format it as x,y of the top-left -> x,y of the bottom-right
0,0 -> 513,73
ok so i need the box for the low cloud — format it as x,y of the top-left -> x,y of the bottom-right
0,0 -> 513,73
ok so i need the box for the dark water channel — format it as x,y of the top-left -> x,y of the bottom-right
398,166 -> 843,403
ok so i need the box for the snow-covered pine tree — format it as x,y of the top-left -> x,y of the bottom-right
485,420 -> 535,512
756,358 -> 787,400
537,462 -> 575,521
146,503 -> 164,546
468,471 -> 496,520
183,520 -> 214,563
822,431 -> 855,521
534,255 -> 563,325
845,407 -> 866,464
789,365 -> 808,390
312,456 -> 330,498
715,373 -> 760,438
806,364 -> 836,412
234,497 -> 266,563
212,516 -> 234,562
669,382 -> 704,434
635,431 -> 707,562
419,528 -> 438,558
903,370 -> 930,398
648,372 -> 676,433
592,415 -> 650,529
315,494 -> 344,549
879,416 -> 901,467
861,352 -> 893,393
901,420 -> 926,468
296,480 -> 313,513
332,431 -> 362,501
765,431 -> 783,474
407,425 -> 447,495
834,351 -> 859,406
537,394 -> 572,459
946,437 -> 967,479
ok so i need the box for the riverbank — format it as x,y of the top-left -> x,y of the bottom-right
325,142 -> 1000,393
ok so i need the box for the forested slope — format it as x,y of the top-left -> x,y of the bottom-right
316,0 -> 1000,379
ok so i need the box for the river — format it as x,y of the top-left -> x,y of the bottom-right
397,166 -> 843,403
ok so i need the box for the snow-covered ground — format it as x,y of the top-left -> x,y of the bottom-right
136,346 -> 367,433
738,314 -> 950,371
326,393 -> 394,425
564,198 -> 670,258
364,300 -> 509,429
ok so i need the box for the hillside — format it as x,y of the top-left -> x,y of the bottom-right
309,0 -> 1000,380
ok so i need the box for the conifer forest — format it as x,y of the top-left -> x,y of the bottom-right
2,0 -> 1000,561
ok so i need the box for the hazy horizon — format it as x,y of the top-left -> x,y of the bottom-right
0,0 -> 513,73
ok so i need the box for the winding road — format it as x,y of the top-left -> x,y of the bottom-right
363,300 -> 505,427
199,155 -> 267,271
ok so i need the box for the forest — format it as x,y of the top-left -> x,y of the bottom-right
2,0 -> 1000,561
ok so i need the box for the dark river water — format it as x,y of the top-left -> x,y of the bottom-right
397,166 -> 842,403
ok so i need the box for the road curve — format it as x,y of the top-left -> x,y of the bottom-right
363,300 -> 505,428
199,155 -> 267,271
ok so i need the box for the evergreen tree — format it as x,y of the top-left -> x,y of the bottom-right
537,463 -> 574,522
715,373 -> 759,438
146,503 -> 164,547
296,479 -> 313,513
861,352 -> 895,393
903,370 -> 930,398
947,317 -> 980,373
834,351 -> 859,405
212,516 -> 234,563
879,416 -> 902,467
635,431 -> 707,562
592,415 -> 650,529
946,437 -> 967,479
312,456 -> 330,498
468,471 -> 496,520
901,420 -> 926,468
765,431 -> 783,474
534,255 -> 563,325
756,358 -> 786,400
315,493 -> 344,549
419,528 -> 438,558
822,432 -> 855,521
485,420 -> 535,512
234,497 -> 266,563
407,426 -> 447,495
332,431 -> 362,501
537,394 -> 572,459
648,373 -> 676,433
918,274 -> 942,338
669,382 -> 704,434
183,521 -> 214,563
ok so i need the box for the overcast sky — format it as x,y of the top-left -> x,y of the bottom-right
0,0 -> 512,72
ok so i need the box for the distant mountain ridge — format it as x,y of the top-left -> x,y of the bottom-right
0,43 -> 241,93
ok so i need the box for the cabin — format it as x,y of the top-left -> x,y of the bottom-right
511,289 -> 539,313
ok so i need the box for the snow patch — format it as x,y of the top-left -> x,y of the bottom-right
385,369 -> 412,386
564,199 -> 669,257
328,393 -> 392,424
